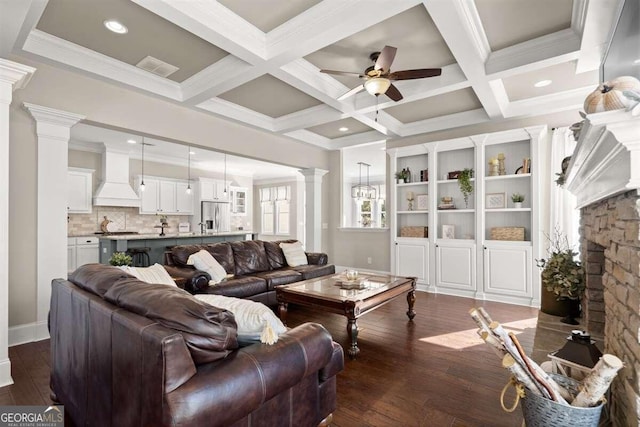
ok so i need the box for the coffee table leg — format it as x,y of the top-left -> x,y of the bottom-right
406,290 -> 416,320
278,302 -> 288,326
347,317 -> 360,359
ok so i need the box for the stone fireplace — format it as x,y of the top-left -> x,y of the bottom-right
566,110 -> 640,427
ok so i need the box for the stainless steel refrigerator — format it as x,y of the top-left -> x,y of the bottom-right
201,201 -> 231,232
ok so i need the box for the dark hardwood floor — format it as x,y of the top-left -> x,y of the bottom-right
1,292 -> 541,426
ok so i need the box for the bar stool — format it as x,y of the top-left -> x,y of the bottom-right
127,247 -> 151,267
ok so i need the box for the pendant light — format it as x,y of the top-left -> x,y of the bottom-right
223,153 -> 228,196
139,137 -> 146,192
186,146 -> 192,195
351,162 -> 376,200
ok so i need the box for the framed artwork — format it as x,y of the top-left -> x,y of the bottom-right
486,192 -> 506,209
416,194 -> 429,210
442,224 -> 455,239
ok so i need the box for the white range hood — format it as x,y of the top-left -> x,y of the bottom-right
93,144 -> 140,207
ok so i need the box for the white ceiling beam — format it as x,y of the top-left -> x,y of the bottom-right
503,86 -> 593,118
399,108 -> 489,137
0,0 -> 47,57
274,105 -> 345,134
197,98 -> 275,131
422,0 -> 503,118
327,130 -> 388,150
574,0 -> 623,74
485,29 -> 581,78
131,0 -> 266,63
283,129 -> 331,149
23,30 -> 183,101
350,111 -> 400,137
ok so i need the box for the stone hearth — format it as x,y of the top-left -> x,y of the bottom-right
566,110 -> 640,427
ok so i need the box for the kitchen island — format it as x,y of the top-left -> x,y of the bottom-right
99,231 -> 257,265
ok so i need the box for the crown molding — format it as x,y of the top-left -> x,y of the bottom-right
0,58 -> 36,91
197,98 -> 275,131
23,102 -> 85,127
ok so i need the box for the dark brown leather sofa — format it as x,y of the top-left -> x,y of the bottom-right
51,264 -> 344,427
164,239 -> 335,306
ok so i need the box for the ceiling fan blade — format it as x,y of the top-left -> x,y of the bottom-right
374,45 -> 397,72
386,84 -> 403,102
388,68 -> 442,80
320,69 -> 364,78
337,84 -> 365,101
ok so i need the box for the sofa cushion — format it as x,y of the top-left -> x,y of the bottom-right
292,264 -> 336,280
104,279 -> 238,364
230,240 -> 270,275
69,263 -> 135,297
279,241 -> 308,267
263,240 -> 297,270
194,295 -> 287,344
187,250 -> 227,284
252,269 -> 302,290
198,276 -> 269,299
119,263 -> 177,286
204,242 -> 235,274
170,244 -> 206,268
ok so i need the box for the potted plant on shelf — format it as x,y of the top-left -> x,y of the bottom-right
511,193 -> 524,209
457,168 -> 474,208
109,251 -> 132,267
536,230 -> 585,324
395,169 -> 410,184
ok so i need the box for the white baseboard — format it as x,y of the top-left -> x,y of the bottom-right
9,321 -> 49,347
0,358 -> 13,387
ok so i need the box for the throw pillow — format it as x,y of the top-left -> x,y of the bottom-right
194,294 -> 287,345
119,263 -> 177,287
279,241 -> 308,267
187,249 -> 227,284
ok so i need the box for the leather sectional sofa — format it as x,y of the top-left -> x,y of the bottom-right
164,239 -> 335,306
51,264 -> 344,427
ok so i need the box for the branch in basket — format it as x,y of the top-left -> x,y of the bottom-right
502,354 -> 542,396
469,308 -> 491,333
571,354 -> 623,408
480,331 -> 507,358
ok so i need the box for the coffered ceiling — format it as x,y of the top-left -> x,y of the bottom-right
2,0 -> 621,150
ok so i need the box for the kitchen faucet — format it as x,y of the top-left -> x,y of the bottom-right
198,222 -> 206,234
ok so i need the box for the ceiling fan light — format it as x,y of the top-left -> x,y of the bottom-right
364,78 -> 391,96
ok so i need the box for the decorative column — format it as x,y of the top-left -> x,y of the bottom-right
299,168 -> 328,252
0,59 -> 35,387
24,103 -> 84,341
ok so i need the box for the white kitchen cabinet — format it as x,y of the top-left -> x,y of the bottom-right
68,237 -> 99,272
395,238 -> 429,284
230,186 -> 247,216
176,182 -> 193,214
435,241 -> 476,297
138,176 -> 192,215
482,243 -> 532,304
199,178 -> 229,201
67,168 -> 93,213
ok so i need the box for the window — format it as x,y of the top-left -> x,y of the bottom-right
260,185 -> 290,235
354,197 -> 386,228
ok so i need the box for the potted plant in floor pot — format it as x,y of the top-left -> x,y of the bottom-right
536,230 -> 585,324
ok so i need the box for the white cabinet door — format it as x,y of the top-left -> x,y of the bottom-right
436,242 -> 476,294
140,179 -> 160,214
231,186 -> 247,215
68,169 -> 93,213
483,244 -> 531,299
200,179 -> 215,201
159,180 -> 176,213
76,244 -> 99,267
213,181 -> 228,201
176,182 -> 193,214
395,239 -> 428,284
67,245 -> 77,272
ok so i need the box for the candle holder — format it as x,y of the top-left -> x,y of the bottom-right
498,153 -> 506,175
407,199 -> 414,211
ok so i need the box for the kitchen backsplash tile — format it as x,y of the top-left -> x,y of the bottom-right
68,207 -> 249,235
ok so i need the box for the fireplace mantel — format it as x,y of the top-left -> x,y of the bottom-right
566,110 -> 640,209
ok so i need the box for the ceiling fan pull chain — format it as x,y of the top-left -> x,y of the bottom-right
375,95 -> 379,122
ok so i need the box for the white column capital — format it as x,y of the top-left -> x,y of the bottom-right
0,59 -> 36,92
23,102 -> 85,128
299,167 -> 329,181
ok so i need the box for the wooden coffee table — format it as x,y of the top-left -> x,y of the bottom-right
276,272 -> 416,359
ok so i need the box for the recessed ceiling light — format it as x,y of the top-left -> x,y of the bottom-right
633,58 -> 640,65
104,20 -> 128,34
126,139 -> 136,144
534,79 -> 552,88
339,127 -> 349,132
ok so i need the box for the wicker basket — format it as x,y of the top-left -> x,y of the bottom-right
522,374 -> 603,427
490,227 -> 525,241
400,226 -> 428,238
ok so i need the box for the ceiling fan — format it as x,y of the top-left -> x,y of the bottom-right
320,45 -> 442,102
